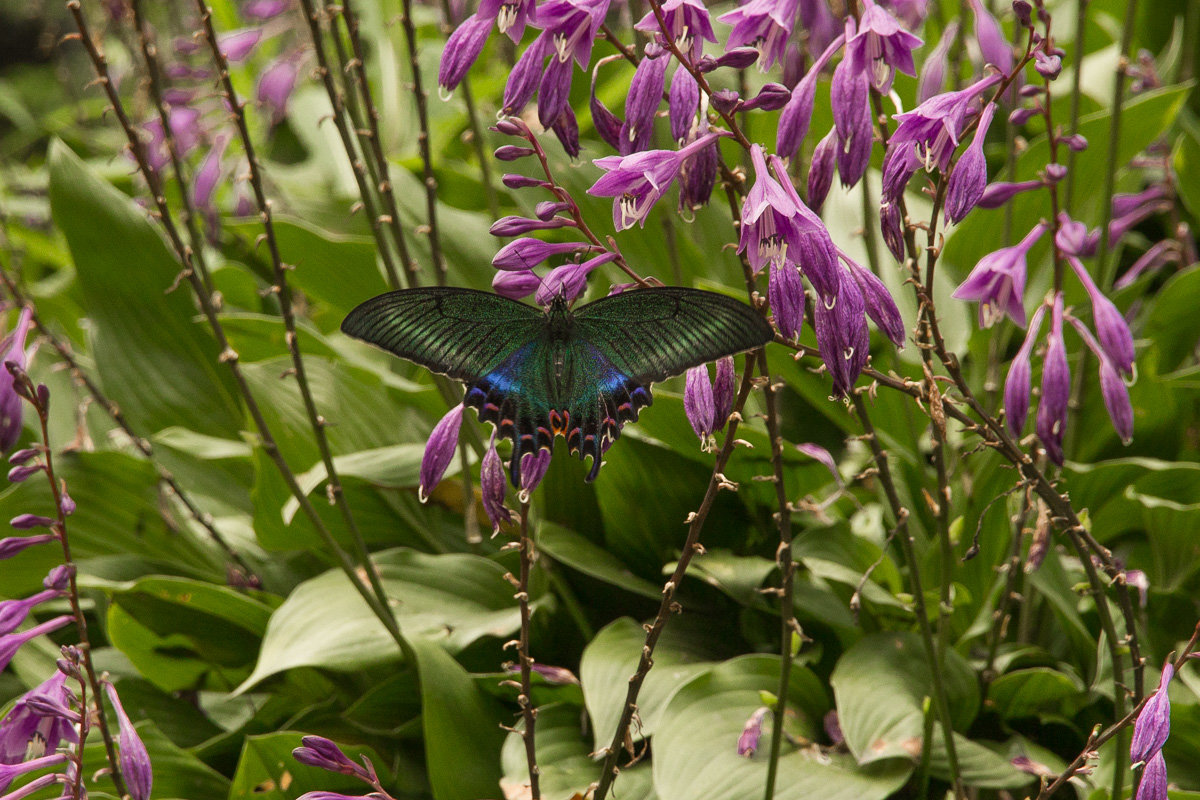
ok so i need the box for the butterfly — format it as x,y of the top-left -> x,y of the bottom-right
341,286 -> 774,487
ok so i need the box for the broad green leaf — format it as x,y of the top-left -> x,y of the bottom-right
410,637 -> 506,800
537,522 -> 664,600
927,729 -> 1033,790
580,618 -> 721,751
47,140 -> 243,439
831,632 -> 979,765
652,654 -> 910,800
240,548 -> 525,688
136,721 -> 230,800
1143,264 -> 1200,373
986,667 -> 1087,722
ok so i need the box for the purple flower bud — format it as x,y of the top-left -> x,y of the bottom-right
589,84 -> 625,151
737,707 -> 769,757
1056,213 -> 1099,257
439,15 -> 493,92
700,47 -> 761,72
502,35 -> 548,115
1061,133 -> 1088,151
781,41 -> 804,89
492,239 -> 589,270
495,145 -> 536,161
518,449 -> 552,499
1008,106 -> 1038,125
842,252 -> 904,345
219,29 -> 262,62
553,105 -> 582,157
1044,163 -> 1067,183
712,356 -> 736,431
743,83 -> 791,112
192,137 -> 228,214
620,53 -> 668,155
0,534 -> 55,560
0,308 -> 33,453
807,127 -> 838,211
7,464 -> 43,483
480,438 -> 512,533
535,252 -> 618,306
521,662 -> 580,684
880,200 -> 904,261
952,221 -> 1046,327
1034,50 -> 1062,79
0,615 -> 72,672
0,589 -> 61,637
768,153 -> 842,299
537,54 -> 575,130
684,364 -> 717,444
823,708 -> 845,743
535,201 -> 571,220
489,216 -> 573,236
44,564 -> 72,591
814,278 -> 869,396
678,123 -> 719,210
946,102 -> 996,224
502,174 -> 549,189
1036,294 -> 1069,465
1115,239 -> 1180,290
1068,256 -> 1135,375
292,735 -> 367,777
257,57 -> 300,126
769,264 -> 805,340
917,22 -> 957,103
8,447 -> 39,465
978,179 -> 1042,208
836,123 -> 873,188
1138,751 -> 1168,800
244,0 -> 291,19
1099,357 -> 1134,444
34,384 -> 48,411
419,404 -> 464,502
1012,1 -> 1032,27
831,39 -> 869,144
493,118 -> 529,137
1004,303 -> 1046,435
10,514 -> 55,530
969,0 -> 1012,72
103,683 -> 153,800
668,64 -> 700,144
1131,662 -> 1173,763
0,753 -> 67,792
796,442 -> 843,487
711,89 -> 741,116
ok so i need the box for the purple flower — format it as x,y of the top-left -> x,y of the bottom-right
544,0 -> 609,69
969,0 -> 1012,73
945,102 -> 995,224
0,671 -> 78,773
1004,303 -> 1046,436
590,67 -> 624,150
496,0 -> 538,40
718,0 -> 801,72
552,93 -> 582,158
917,22 -> 957,103
712,356 -> 736,431
769,264 -> 804,340
847,0 -> 922,93
952,221 -> 1046,328
518,449 -> 552,499
0,309 -> 33,453
841,251 -> 904,345
635,0 -> 715,60
439,14 -> 494,92
493,238 -> 591,270
419,404 -> 464,502
814,277 -> 869,396
668,64 -> 700,144
142,106 -> 201,172
536,252 -> 619,306
0,754 -> 66,794
796,442 -> 843,487
739,145 -> 803,272
257,57 -> 300,125
620,52 -> 668,155
0,590 -> 62,639
1034,50 -> 1062,79
807,127 -> 837,210
737,707 -> 769,756
1137,751 -> 1168,800
480,438 -> 513,532
588,132 -> 720,230
104,682 -> 152,800
1056,213 -> 1099,257
503,36 -> 550,114
219,29 -> 263,62
879,198 -> 904,261
1132,662 -> 1173,763
244,0 -> 292,19
1099,357 -> 1134,444
1036,294 -> 1069,465
775,32 -> 845,159
0,617 -> 71,674
771,153 -> 841,298
0,535 -> 55,560
978,178 -> 1041,209
678,122 -> 719,210
292,735 -> 367,777
798,0 -> 839,56
684,365 -> 717,446
1068,256 -> 1134,375
1116,239 -> 1180,289
490,216 -> 573,236
192,136 -> 229,218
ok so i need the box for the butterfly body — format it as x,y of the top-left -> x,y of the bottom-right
342,287 -> 773,486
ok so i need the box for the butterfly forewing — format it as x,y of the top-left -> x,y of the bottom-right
572,287 -> 774,383
341,288 -> 544,382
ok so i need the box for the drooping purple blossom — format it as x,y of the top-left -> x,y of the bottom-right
684,365 -> 717,447
712,356 -> 736,430
0,753 -> 66,795
769,154 -> 841,298
244,0 -> 292,19
104,682 -> 153,800
1115,239 -> 1180,289
952,221 -> 1047,328
978,178 -> 1041,209
1003,303 -> 1046,436
0,535 -> 55,560
0,588 -> 61,639
1138,751 -> 1168,800
218,29 -> 263,62
796,442 -> 843,487
769,264 -> 805,340
535,252 -> 619,306
678,119 -> 719,210
142,106 -> 201,172
509,0 -> 610,125
879,197 -> 904,261
1036,294 -> 1069,465
518,449 -> 553,499
847,0 -> 923,93
1056,213 -> 1099,258
588,132 -> 720,230
798,0 -> 840,56
0,617 -> 72,674
419,404 -> 464,502
1067,256 -> 1135,375
635,0 -> 716,61
620,50 -> 669,155
0,672 -> 78,767
0,308 -> 34,453
257,56 -> 300,125
480,437 -> 513,532
775,32 -> 845,159
840,251 -> 904,346
668,64 -> 700,143
1132,661 -> 1173,763
807,127 -> 838,210
736,707 -> 770,757
968,0 -> 1012,74
916,22 -> 957,103
718,0 -> 801,72
493,238 -> 592,270
813,276 -> 868,396
945,102 -> 996,224
1099,356 -> 1134,444
439,14 -> 495,92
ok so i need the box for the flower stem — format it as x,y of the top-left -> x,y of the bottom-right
515,500 -> 540,800
1096,0 -> 1141,286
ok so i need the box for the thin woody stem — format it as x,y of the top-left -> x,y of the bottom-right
514,500 -> 540,799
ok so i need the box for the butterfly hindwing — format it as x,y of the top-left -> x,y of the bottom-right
571,287 -> 774,384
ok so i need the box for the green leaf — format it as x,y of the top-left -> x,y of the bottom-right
136,721 -> 231,800
986,667 -> 1087,722
240,548 -> 524,688
410,637 -> 506,800
537,522 -> 664,600
47,140 -> 243,439
830,632 -> 979,765
652,654 -> 910,800
226,731 -> 384,800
